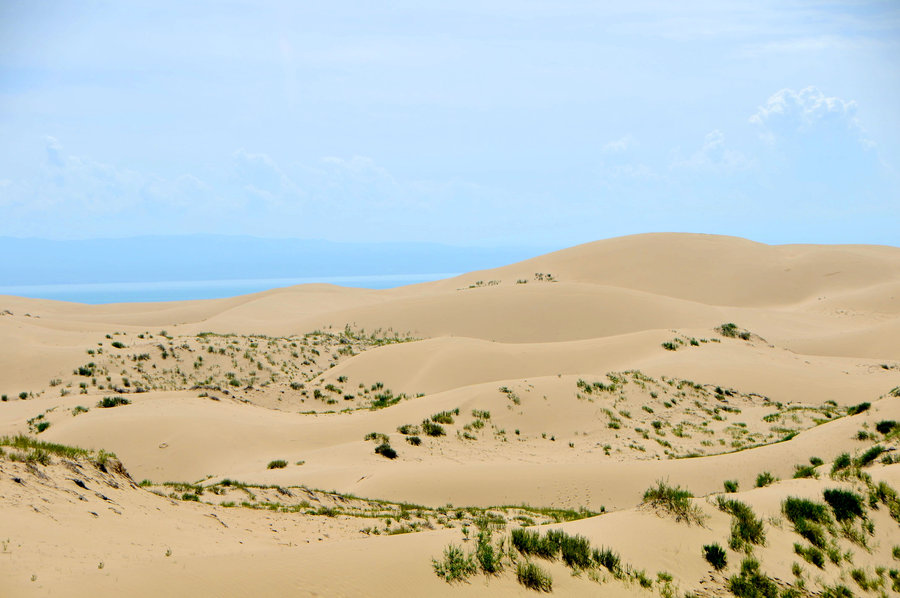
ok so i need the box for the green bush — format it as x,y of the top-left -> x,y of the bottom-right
516,560 -> 552,592
703,543 -> 727,570
823,488 -> 864,522
593,546 -> 622,576
728,558 -> 778,598
783,497 -> 832,525
793,464 -> 818,479
832,452 -> 852,473
433,545 -> 476,583
111,341 -> 126,349
406,435 -> 422,446
511,528 -> 557,559
431,410 -> 458,424
724,479 -> 739,493
794,519 -> 827,549
794,543 -> 825,568
642,480 -> 705,524
717,497 -> 766,551
558,533 -> 592,570
374,443 -> 397,459
755,471 -> 777,488
475,528 -> 502,575
267,459 -> 287,469
876,420 -> 899,435
847,402 -> 871,415
97,396 -> 131,408
421,421 -> 446,437
857,445 -> 885,466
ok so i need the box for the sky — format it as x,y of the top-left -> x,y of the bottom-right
1,0 -> 898,248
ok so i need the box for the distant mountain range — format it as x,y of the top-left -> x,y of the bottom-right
0,235 -> 554,285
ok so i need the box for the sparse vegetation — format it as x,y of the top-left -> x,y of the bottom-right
642,480 -> 705,524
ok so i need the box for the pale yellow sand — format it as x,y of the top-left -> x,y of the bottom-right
1,233 -> 899,597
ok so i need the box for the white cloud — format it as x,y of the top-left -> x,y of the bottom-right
671,129 -> 752,172
749,86 -> 857,129
602,135 -> 636,153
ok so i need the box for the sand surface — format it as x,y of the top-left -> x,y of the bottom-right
2,233 -> 899,597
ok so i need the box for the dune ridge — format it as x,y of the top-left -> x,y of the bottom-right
2,233 -> 899,597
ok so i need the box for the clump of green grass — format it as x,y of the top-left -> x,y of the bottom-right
642,480 -> 705,525
717,497 -> 766,551
406,435 -> 421,446
723,479 -> 739,493
856,445 -> 886,467
431,409 -> 459,424
783,497 -> 831,526
755,471 -> 777,488
433,545 -> 476,583
793,464 -> 818,479
374,442 -> 398,459
511,528 -> 557,559
728,557 -> 778,598
717,323 -> 751,341
267,460 -> 287,469
794,543 -> 825,568
703,543 -> 727,570
876,420 -> 899,435
831,452 -> 852,474
421,420 -> 446,437
847,402 -> 871,416
97,396 -> 131,408
823,488 -> 864,522
516,560 -> 552,592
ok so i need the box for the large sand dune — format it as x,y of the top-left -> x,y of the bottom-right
2,233 -> 899,597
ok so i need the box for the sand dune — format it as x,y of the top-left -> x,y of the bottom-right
2,233 -> 899,597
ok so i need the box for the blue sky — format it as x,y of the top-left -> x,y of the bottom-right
1,0 -> 898,247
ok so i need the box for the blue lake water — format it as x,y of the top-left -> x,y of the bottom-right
0,273 -> 458,304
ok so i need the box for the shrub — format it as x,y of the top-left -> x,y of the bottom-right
397,424 -> 419,435
793,464 -> 818,479
558,533 -> 592,570
433,545 -> 476,583
703,543 -> 727,570
431,410 -> 457,424
97,396 -> 131,408
374,443 -> 397,459
474,528 -> 502,575
718,323 -> 740,338
110,341 -> 126,349
593,546 -> 622,576
267,460 -> 287,469
794,518 -> 827,549
783,497 -> 831,525
511,528 -> 557,559
662,342 -> 678,351
755,471 -> 777,488
794,543 -> 825,568
877,420 -> 899,435
728,558 -> 778,598
516,560 -> 552,592
406,435 -> 421,446
421,420 -> 446,437
857,445 -> 885,466
642,480 -> 705,524
847,402 -> 871,415
18,391 -> 28,400
821,585 -> 854,598
717,497 -> 766,551
809,456 -> 824,466
832,452 -> 852,473
823,488 -> 864,522
35,421 -> 50,433
723,479 -> 739,493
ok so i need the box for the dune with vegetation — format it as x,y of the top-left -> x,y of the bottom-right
2,233 -> 900,597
